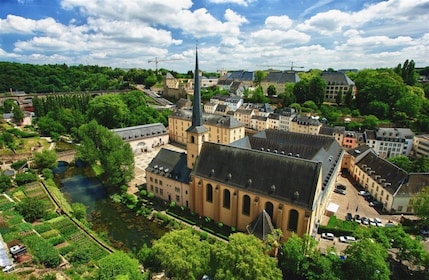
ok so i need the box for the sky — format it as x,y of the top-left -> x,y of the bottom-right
0,0 -> 428,73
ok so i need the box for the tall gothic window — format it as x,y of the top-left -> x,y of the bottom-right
288,209 -> 299,232
223,189 -> 230,209
242,195 -> 250,216
206,184 -> 213,203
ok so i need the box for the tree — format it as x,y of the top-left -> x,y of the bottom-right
362,115 -> 379,130
267,84 -> 277,96
212,233 -> 282,280
367,101 -> 389,119
344,87 -> 353,107
411,186 -> 429,225
33,149 -> 58,169
395,86 -> 424,119
14,172 -> 38,185
15,197 -> 47,222
335,88 -> 343,105
152,229 -> 211,279
87,95 -> 130,129
12,104 -> 24,123
279,233 -> 319,278
97,251 -> 141,280
71,202 -> 87,221
293,80 -> 310,104
0,174 -> 12,192
412,156 -> 429,173
77,121 -> 134,186
254,70 -> 266,86
387,155 -> 412,172
395,59 -> 418,86
343,238 -> 390,280
308,76 -> 326,106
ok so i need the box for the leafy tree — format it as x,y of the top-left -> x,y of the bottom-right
36,116 -> 66,137
33,149 -> 58,169
395,86 -> 424,119
87,95 -> 130,128
69,246 -> 91,265
15,197 -> 47,222
71,202 -> 87,221
302,100 -> 318,112
14,172 -> 38,185
22,234 -> 60,268
12,104 -> 24,123
387,156 -> 412,172
254,70 -> 266,86
412,156 -> 429,173
267,84 -> 277,96
0,174 -> 13,192
343,238 -> 390,280
335,88 -> 343,105
290,103 -> 301,113
279,233 -> 319,278
97,251 -> 141,280
42,168 -> 53,179
249,87 -> 270,103
77,121 -> 134,186
395,59 -> 418,86
152,229 -> 211,279
367,100 -> 389,119
308,76 -> 326,106
362,115 -> 379,130
344,87 -> 353,107
212,233 -> 282,280
293,79 -> 310,103
137,244 -> 157,268
411,186 -> 429,226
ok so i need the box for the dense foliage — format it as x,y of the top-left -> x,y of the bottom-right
15,197 -> 47,222
97,251 -> 141,280
77,120 -> 134,186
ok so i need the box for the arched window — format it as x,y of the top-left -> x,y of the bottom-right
242,195 -> 250,216
206,184 -> 213,203
223,189 -> 230,209
265,201 -> 274,220
190,135 -> 195,143
288,209 -> 299,232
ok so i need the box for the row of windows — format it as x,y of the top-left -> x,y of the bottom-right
205,184 -> 299,231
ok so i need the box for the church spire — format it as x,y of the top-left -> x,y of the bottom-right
191,46 -> 203,127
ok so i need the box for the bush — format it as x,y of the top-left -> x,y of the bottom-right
42,168 -> 54,179
34,223 -> 53,234
14,172 -> 38,185
11,159 -> 28,170
22,234 -> 61,268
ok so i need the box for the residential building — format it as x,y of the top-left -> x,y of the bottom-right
290,115 -> 322,135
319,126 -> 364,149
413,134 -> 429,157
278,108 -> 297,132
250,115 -> 268,131
168,109 -> 245,145
112,123 -> 168,154
364,128 -> 415,158
267,113 -> 280,130
209,95 -> 243,111
344,146 -> 429,214
233,108 -> 254,128
260,71 -> 300,95
163,72 -> 188,99
320,71 -> 356,104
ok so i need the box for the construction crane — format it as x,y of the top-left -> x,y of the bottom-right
148,57 -> 182,74
257,62 -> 304,71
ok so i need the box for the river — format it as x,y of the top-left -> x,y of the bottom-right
54,162 -> 167,253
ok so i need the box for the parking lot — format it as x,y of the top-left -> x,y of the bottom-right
318,172 -> 401,254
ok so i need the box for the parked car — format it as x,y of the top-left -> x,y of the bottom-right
346,212 -> 353,221
334,188 -> 346,195
2,265 -> 15,273
354,215 -> 361,224
361,217 -> 369,225
369,200 -> 382,207
322,232 -> 335,240
336,184 -> 347,190
358,190 -> 370,196
339,236 -> 356,243
368,218 -> 377,226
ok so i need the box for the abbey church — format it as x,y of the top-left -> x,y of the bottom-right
145,49 -> 343,240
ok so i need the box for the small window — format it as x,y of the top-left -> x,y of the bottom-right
206,184 -> 213,203
242,195 -> 250,216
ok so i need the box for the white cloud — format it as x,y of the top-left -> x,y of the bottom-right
208,0 -> 256,6
264,16 -> 293,30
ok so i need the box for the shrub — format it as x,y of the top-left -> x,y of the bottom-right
35,223 -> 53,234
11,159 -> 28,170
22,234 -> 61,268
140,189 -> 147,196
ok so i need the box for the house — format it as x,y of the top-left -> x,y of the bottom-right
260,71 -> 300,95
163,72 -> 188,99
290,115 -> 322,135
344,145 -> 429,214
412,134 -> 429,157
277,108 -> 297,132
112,123 -> 169,154
320,71 -> 356,104
319,126 -> 364,149
364,128 -> 415,158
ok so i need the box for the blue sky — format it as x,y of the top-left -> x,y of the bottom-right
0,0 -> 428,73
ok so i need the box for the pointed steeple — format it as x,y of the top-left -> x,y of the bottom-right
191,46 -> 203,127
187,46 -> 207,133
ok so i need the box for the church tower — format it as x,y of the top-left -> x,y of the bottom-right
186,47 -> 208,169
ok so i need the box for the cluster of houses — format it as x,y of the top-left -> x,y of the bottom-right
114,50 -> 429,241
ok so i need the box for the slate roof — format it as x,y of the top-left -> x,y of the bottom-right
347,144 -> 372,158
355,150 -> 408,195
292,115 -> 321,126
321,71 -> 355,85
192,142 -> 322,210
396,173 -> 429,197
250,130 -> 343,188
263,71 -> 300,83
112,123 -> 167,142
247,209 -> 275,240
146,148 -> 191,183
171,109 -> 244,129
228,71 -> 254,81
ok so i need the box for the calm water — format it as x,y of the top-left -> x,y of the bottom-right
55,166 -> 166,252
